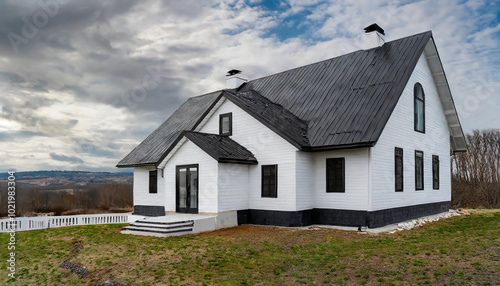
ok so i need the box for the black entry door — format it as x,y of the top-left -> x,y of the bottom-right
176,165 -> 198,213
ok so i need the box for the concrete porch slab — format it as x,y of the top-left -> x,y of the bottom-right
122,211 -> 239,238
135,213 -> 216,223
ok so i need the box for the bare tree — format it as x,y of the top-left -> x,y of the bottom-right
29,189 -> 42,212
452,129 -> 500,208
97,182 -> 133,210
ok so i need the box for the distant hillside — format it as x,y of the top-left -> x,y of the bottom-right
5,170 -> 133,180
2,170 -> 133,187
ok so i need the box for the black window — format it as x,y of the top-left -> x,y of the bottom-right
149,170 -> 157,193
414,83 -> 425,133
326,158 -> 345,193
415,151 -> 424,190
219,113 -> 232,136
261,165 -> 277,198
432,155 -> 439,190
395,147 -> 403,192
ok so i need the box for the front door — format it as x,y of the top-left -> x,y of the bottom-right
176,165 -> 198,213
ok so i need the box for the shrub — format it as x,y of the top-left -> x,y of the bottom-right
52,204 -> 64,216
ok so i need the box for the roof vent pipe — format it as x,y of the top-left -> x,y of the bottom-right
225,69 -> 247,89
363,23 -> 385,49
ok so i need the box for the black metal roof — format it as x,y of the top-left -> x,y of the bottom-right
117,90 -> 222,167
118,31 -> 449,167
223,90 -> 309,148
239,31 -> 433,149
182,131 -> 257,164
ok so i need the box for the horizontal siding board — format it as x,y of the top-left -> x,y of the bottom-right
218,163 -> 249,211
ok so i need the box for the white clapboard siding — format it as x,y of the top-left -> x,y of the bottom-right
162,139 -> 219,213
218,163 -> 249,212
133,167 -> 165,207
197,98 -> 298,211
312,148 -> 370,211
295,151 -> 315,210
370,51 -> 452,211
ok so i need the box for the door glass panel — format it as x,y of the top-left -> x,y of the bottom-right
179,169 -> 186,208
189,167 -> 198,209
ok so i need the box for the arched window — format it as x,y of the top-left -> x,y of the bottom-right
414,83 -> 425,133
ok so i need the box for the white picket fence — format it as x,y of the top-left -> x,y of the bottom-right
0,213 -> 131,232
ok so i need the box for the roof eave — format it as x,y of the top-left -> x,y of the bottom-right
116,162 -> 156,168
424,36 -> 467,152
303,142 -> 376,152
218,158 -> 258,165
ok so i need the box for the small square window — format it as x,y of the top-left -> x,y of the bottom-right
219,113 -> 232,136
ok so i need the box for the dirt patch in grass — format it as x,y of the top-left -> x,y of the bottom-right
59,240 -> 89,278
203,224 -> 368,244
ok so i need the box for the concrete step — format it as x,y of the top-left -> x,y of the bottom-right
121,229 -> 192,238
122,225 -> 193,234
133,219 -> 195,226
121,219 -> 197,237
129,221 -> 194,229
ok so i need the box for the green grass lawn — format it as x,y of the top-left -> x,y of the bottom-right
0,209 -> 498,285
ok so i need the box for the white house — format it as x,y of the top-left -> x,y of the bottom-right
117,25 -> 466,229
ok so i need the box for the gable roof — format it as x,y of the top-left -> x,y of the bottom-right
182,131 -> 257,164
118,30 -> 465,168
239,31 -> 433,149
117,90 -> 221,167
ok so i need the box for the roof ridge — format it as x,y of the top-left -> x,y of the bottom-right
188,89 -> 225,100
240,31 -> 432,88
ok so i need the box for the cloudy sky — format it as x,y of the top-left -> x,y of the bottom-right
0,0 -> 499,172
